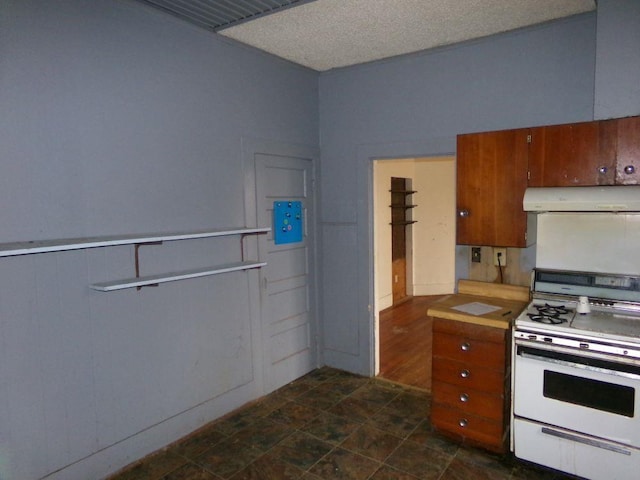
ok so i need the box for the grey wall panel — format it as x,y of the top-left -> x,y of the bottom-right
318,13 -> 598,375
594,0 -> 640,119
0,0 -> 318,479
321,224 -> 360,360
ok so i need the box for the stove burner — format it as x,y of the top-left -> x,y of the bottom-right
527,313 -> 567,325
526,304 -> 572,325
536,304 -> 571,317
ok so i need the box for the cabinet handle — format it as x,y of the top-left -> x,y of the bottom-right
459,393 -> 469,402
459,418 -> 468,428
624,165 -> 636,175
460,342 -> 471,351
458,209 -> 470,218
460,369 -> 470,378
598,166 -> 608,174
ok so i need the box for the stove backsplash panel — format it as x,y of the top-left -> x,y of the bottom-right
535,213 -> 640,275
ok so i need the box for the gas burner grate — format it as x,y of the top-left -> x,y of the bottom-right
526,313 -> 567,325
536,304 -> 572,317
526,304 -> 572,324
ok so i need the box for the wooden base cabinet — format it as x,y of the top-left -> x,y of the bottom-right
430,318 -> 509,453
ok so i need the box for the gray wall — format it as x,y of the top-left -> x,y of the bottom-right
0,1 -> 318,479
318,13 -> 598,374
594,0 -> 640,119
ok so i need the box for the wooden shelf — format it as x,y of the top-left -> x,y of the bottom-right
390,221 -> 418,226
89,261 -> 267,292
389,190 -> 417,194
0,227 -> 270,257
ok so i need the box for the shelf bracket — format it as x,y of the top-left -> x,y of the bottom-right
240,230 -> 268,262
135,242 -> 163,290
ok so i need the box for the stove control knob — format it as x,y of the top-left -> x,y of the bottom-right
459,418 -> 468,428
460,342 -> 471,352
459,393 -> 469,403
460,369 -> 470,378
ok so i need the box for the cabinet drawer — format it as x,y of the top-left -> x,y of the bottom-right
433,318 -> 506,342
433,332 -> 505,368
432,358 -> 504,392
432,381 -> 503,421
431,404 -> 505,452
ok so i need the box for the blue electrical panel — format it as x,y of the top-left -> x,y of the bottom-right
273,201 -> 303,244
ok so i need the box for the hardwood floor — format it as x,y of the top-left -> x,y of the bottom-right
378,295 -> 445,392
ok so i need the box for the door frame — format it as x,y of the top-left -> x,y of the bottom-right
242,136 -> 321,393
356,138 -> 457,376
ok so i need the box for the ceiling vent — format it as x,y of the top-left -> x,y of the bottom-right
136,0 -> 314,31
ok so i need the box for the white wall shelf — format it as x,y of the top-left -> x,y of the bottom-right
89,261 -> 267,291
0,227 -> 271,257
0,227 -> 270,292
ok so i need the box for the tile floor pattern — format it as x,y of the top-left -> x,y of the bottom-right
109,368 -> 578,480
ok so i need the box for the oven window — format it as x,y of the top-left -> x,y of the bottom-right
544,371 -> 635,417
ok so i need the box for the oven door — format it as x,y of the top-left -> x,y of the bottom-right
513,341 -> 640,448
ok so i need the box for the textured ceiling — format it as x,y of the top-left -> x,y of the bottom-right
137,0 -> 596,71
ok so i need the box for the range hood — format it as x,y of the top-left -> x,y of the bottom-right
523,186 -> 640,212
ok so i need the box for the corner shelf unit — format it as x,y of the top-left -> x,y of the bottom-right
389,181 -> 417,227
0,227 -> 270,292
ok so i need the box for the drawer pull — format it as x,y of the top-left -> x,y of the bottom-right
460,342 -> 471,351
459,393 -> 469,402
459,418 -> 468,428
460,369 -> 470,378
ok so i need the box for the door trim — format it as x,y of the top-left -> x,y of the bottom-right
356,138 -> 456,376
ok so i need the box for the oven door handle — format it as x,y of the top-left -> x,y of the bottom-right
541,427 -> 632,456
519,350 -> 640,380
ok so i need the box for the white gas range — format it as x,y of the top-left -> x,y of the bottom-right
512,269 -> 640,480
512,187 -> 640,480
511,256 -> 640,477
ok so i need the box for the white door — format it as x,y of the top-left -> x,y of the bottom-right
254,153 -> 317,392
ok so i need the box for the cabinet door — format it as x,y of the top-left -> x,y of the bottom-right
457,129 -> 530,247
616,116 -> 640,185
528,120 -> 617,186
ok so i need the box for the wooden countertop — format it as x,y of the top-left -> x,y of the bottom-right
427,280 -> 530,329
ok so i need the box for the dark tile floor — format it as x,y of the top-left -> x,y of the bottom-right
108,368 -> 577,480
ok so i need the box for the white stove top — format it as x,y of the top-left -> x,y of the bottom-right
516,298 -> 640,346
515,269 -> 640,345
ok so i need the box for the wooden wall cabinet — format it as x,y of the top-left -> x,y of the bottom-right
456,115 -> 640,247
528,120 -> 617,186
528,115 -> 640,187
456,128 -> 530,247
431,318 -> 509,453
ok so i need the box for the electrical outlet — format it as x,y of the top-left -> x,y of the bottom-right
471,247 -> 481,263
493,248 -> 507,267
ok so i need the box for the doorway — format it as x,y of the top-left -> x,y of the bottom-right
373,157 -> 456,389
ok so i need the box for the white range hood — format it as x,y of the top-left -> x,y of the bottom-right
523,186 -> 640,212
